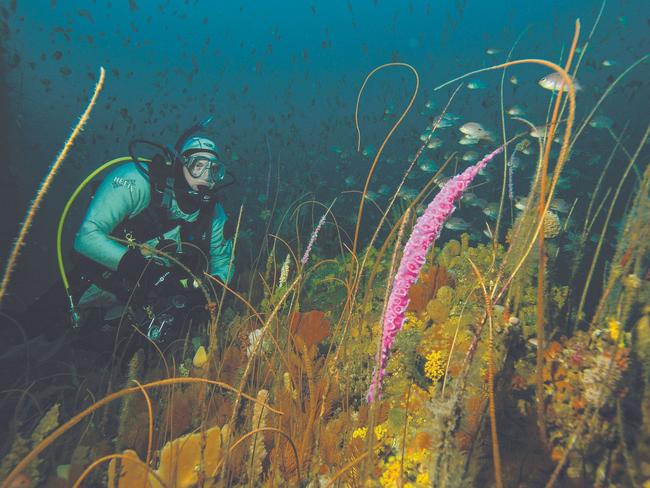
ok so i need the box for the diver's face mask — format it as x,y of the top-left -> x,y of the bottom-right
182,153 -> 225,188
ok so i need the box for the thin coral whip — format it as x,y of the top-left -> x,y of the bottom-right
265,135 -> 272,200
468,257 -> 503,488
495,25 -> 530,248
367,144 -> 505,401
534,21 -> 580,448
507,146 -> 519,202
432,54 -> 578,308
352,62 -> 419,257
301,213 -> 327,266
301,198 -> 337,266
0,66 -> 106,306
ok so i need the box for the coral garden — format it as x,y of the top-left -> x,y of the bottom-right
1,20 -> 650,488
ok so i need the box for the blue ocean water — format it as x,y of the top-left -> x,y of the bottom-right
0,0 -> 648,303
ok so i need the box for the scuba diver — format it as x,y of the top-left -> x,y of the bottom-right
71,123 -> 235,344
5,118 -> 235,348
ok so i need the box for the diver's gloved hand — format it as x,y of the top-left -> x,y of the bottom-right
117,248 -> 187,296
117,248 -> 151,286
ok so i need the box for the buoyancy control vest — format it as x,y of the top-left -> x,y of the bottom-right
71,159 -> 216,299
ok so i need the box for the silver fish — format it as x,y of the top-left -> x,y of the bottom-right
589,115 -> 613,130
462,150 -> 479,162
444,217 -> 471,231
538,72 -> 582,92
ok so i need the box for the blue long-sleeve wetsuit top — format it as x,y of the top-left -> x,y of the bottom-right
73,162 -> 234,283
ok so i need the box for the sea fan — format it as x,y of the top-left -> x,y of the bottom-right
368,145 -> 504,402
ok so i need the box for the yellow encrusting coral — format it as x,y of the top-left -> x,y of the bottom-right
607,317 -> 621,343
424,350 -> 446,383
379,448 -> 430,487
352,427 -> 368,439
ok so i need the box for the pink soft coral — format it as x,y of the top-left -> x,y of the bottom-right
367,145 -> 504,402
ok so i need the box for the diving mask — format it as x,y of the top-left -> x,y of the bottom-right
184,154 -> 226,185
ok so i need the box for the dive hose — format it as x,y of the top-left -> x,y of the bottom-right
56,156 -> 151,327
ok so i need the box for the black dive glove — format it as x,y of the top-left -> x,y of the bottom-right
117,248 -> 188,297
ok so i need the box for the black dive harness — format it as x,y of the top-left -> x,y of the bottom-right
71,163 -> 215,302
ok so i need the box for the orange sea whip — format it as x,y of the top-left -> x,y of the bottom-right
0,66 -> 106,306
468,257 -> 502,488
534,20 -> 580,447
352,62 -> 419,257
343,63 -> 418,365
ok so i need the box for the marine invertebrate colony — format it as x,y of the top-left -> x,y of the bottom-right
301,199 -> 336,266
0,66 -> 105,306
368,144 -> 504,401
301,212 -> 327,265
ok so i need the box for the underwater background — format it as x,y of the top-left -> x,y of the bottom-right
0,0 -> 649,487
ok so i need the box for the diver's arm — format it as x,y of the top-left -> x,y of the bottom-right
73,164 -> 151,271
208,204 -> 235,284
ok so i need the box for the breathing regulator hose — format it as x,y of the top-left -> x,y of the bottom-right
57,117 -> 214,327
56,156 -> 151,327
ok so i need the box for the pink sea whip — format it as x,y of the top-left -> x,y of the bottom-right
367,144 -> 504,402
301,199 -> 337,266
301,214 -> 326,265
